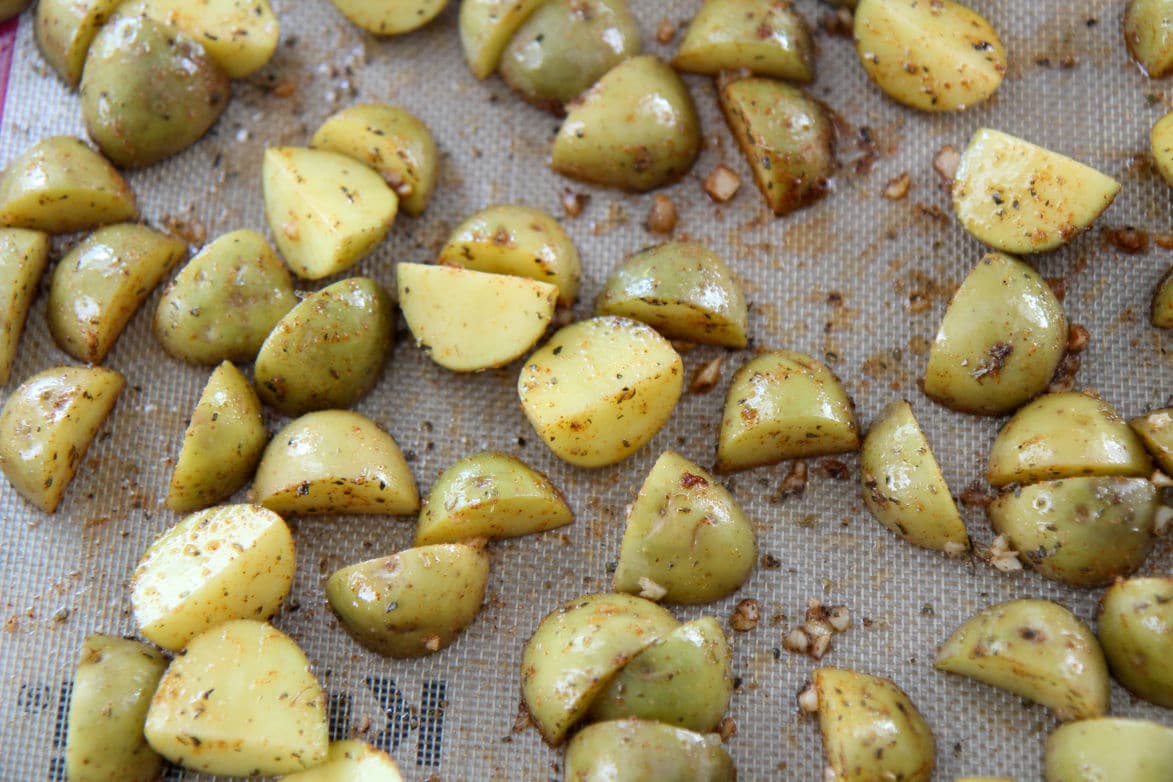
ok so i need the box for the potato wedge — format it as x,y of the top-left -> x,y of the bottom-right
397,262 -> 557,372
563,720 -> 736,781
517,316 -> 684,467
117,0 -> 279,78
1151,112 -> 1173,189
0,227 -> 49,384
1125,0 -> 1173,78
1097,577 -> 1173,708
1130,407 -> 1173,474
281,740 -> 405,782
262,147 -> 398,280
952,128 -> 1120,254
1045,718 -> 1173,782
35,0 -> 124,87
330,0 -> 447,35
459,0 -> 548,79
145,620 -> 328,776
1153,266 -> 1173,328
0,366 -> 123,512
674,0 -> 814,82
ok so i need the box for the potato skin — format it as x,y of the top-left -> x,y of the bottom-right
459,0 -> 549,80
1044,718 -> 1173,782
119,0 -> 280,78
1152,266 -> 1173,328
674,0 -> 814,82
35,0 -> 125,87
1097,577 -> 1173,708
1130,406 -> 1173,474
1125,0 -> 1173,78
0,227 -> 49,384
563,720 -> 736,782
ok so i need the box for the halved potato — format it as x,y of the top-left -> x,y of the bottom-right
281,740 -> 404,782
1151,113 -> 1173,189
1097,577 -> 1173,708
1045,718 -> 1173,782
459,0 -> 548,79
35,0 -> 125,87
563,720 -> 735,781
0,228 -> 49,384
1125,0 -> 1173,78
1130,407 -> 1173,474
330,0 -> 446,35
674,0 -> 814,82
1153,267 -> 1173,328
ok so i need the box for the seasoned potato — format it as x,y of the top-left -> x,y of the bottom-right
1151,113 -> 1173,188
326,543 -> 490,658
436,204 -> 581,307
415,451 -> 572,545
0,228 -> 49,384
1125,0 -> 1173,78
131,504 -> 295,650
35,0 -> 124,87
715,350 -> 859,473
1045,718 -> 1173,782
0,136 -> 136,232
65,635 -> 167,782
1097,577 -> 1173,708
1153,266 -> 1173,328
48,223 -> 187,364
167,362 -> 268,512
674,0 -> 814,82
517,316 -> 684,468
281,740 -> 404,782
854,0 -> 1005,112
613,451 -> 755,604
595,242 -> 748,348
521,593 -> 679,745
952,128 -> 1120,254
935,598 -> 1110,721
1130,407 -> 1173,474
254,278 -> 394,416
262,147 -> 398,280
252,410 -> 419,516
145,620 -> 329,776
552,56 -> 701,192
330,0 -> 447,35
459,0 -> 548,79
397,262 -> 557,372
0,366 -> 123,512
563,720 -> 736,782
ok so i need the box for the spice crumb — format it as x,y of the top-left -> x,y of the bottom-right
656,17 -> 677,45
690,355 -> 724,394
717,716 -> 737,741
730,598 -> 761,632
560,189 -> 588,217
932,145 -> 961,181
704,164 -> 741,202
646,194 -> 678,234
883,172 -> 911,200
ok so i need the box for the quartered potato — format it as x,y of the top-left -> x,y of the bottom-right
1125,0 -> 1173,78
674,0 -> 814,82
517,316 -> 684,468
719,77 -> 834,216
613,451 -> 755,604
118,0 -> 279,78
952,128 -> 1121,254
254,277 -> 394,416
1130,407 -> 1173,474
0,228 -> 49,384
167,362 -> 268,513
145,620 -> 329,777
589,617 -> 733,733
853,0 -> 1006,112
436,204 -> 581,307
521,593 -> 679,745
397,262 -> 557,372
1153,267 -> 1173,328
153,229 -> 297,365
715,350 -> 859,473
1045,718 -> 1173,782
415,450 -> 573,545
459,0 -> 548,79
131,504 -> 295,650
552,56 -> 702,192
935,598 -> 1110,721
251,410 -> 419,516
48,223 -> 187,364
65,635 -> 167,782
860,399 -> 969,553
281,740 -> 404,782
1151,112 -> 1173,188
0,136 -> 136,232
330,0 -> 447,35
326,542 -> 490,658
924,253 -> 1067,415
987,392 -> 1152,487
262,147 -> 398,279
0,366 -> 123,513
812,667 -> 935,782
1097,577 -> 1173,708
594,242 -> 748,348
35,0 -> 124,87
563,720 -> 736,782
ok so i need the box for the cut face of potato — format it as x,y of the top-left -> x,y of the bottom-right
1097,577 -> 1173,708
674,0 -> 814,82
281,740 -> 405,782
517,316 -> 684,468
1151,112 -> 1173,189
563,720 -> 736,782
1045,718 -> 1173,782
1153,266 -> 1173,328
1130,407 -> 1173,474
952,128 -> 1120,254
330,0 -> 447,35
35,0 -> 125,87
0,366 -> 124,512
144,620 -> 329,776
397,262 -> 557,372
459,0 -> 548,79
1126,0 -> 1173,77
0,227 -> 49,384
262,147 -> 398,280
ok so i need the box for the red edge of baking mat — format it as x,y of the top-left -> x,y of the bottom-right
0,16 -> 19,128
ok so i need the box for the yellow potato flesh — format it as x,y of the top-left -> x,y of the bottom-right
0,227 -> 49,384
118,0 -> 280,78
459,0 -> 548,79
35,0 -> 124,87
1125,0 -> 1173,77
280,740 -> 405,782
330,0 -> 447,35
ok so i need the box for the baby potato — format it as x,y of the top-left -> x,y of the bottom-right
167,362 -> 268,513
1125,0 -> 1173,78
253,277 -> 394,416
853,0 -> 1005,112
145,620 -> 329,777
0,366 -> 123,513
987,392 -> 1152,487
1130,407 -> 1173,474
262,147 -> 398,280
65,635 -> 167,782
1097,577 -> 1173,708
251,410 -> 419,516
812,667 -> 935,782
1045,718 -> 1173,782
563,720 -> 736,782
131,504 -> 295,650
281,740 -> 404,782
153,229 -> 297,366
0,228 -> 49,384
673,0 -> 815,82
719,77 -> 834,216
330,0 -> 447,35
952,128 -> 1121,254
0,136 -> 136,233
588,617 -> 733,733
35,0 -> 124,87
716,350 -> 859,473
436,204 -> 581,307
552,56 -> 702,192
48,223 -> 187,364
517,316 -> 684,468
521,593 -> 679,745
935,598 -> 1110,721
459,0 -> 548,79
860,399 -> 969,554
1151,113 -> 1173,189
1153,266 -> 1173,328
397,262 -> 557,372
988,477 -> 1157,587
594,242 -> 748,348
326,542 -> 490,658
415,450 -> 573,545
613,451 -> 755,604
